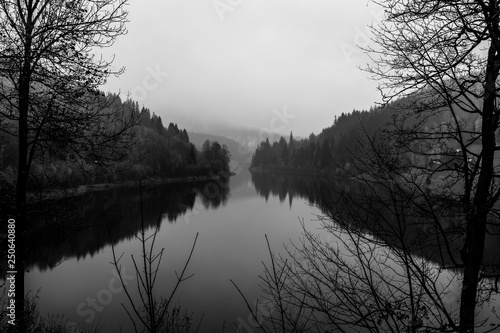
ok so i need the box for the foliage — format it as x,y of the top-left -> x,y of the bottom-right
249,1 -> 500,332
0,1 -> 132,330
250,107 -> 394,173
117,106 -> 231,182
0,94 -> 232,189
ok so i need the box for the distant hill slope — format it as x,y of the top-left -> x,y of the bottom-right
250,92 -> 490,174
169,114 -> 300,150
0,94 -> 232,189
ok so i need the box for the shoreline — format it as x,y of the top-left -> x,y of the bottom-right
35,172 -> 236,201
249,165 -> 339,178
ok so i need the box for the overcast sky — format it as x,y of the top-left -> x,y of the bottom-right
102,0 -> 383,137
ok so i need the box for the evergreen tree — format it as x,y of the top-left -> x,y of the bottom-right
282,142 -> 289,166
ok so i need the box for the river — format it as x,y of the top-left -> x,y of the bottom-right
23,169 -> 332,332
17,168 -> 500,332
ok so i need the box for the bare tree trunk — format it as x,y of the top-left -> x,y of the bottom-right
1,2 -> 130,329
459,40 -> 500,332
15,84 -> 28,331
14,10 -> 34,330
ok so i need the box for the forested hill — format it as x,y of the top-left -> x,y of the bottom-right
250,105 -> 394,174
118,96 -> 231,181
0,93 -> 231,189
250,95 -> 488,175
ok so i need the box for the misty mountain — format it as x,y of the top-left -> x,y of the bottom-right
170,113 -> 300,152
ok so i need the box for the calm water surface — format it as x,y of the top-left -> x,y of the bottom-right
17,168 -> 500,332
25,169 -> 330,332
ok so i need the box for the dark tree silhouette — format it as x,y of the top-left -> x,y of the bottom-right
363,1 -> 500,331
244,1 -> 500,332
0,1 -> 132,329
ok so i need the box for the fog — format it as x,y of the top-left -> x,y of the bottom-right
102,0 -> 382,137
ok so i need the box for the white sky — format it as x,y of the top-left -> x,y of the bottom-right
102,0 -> 383,137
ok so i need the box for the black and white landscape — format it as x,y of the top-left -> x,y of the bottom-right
1,1 -> 500,333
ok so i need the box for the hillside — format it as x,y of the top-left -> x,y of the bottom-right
250,94 -> 490,175
250,106 -> 394,174
0,93 -> 231,190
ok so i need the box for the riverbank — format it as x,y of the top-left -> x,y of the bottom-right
249,165 -> 340,178
36,172 -> 236,201
249,165 -> 466,204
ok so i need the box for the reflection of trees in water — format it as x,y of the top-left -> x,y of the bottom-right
196,178 -> 230,210
27,179 -> 229,271
252,171 -> 310,206
251,171 -> 500,269
250,171 -> 344,207
250,174 -> 500,332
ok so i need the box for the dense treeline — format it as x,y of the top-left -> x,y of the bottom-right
188,132 -> 253,165
251,105 -> 392,174
0,92 -> 231,190
250,95 -> 496,176
121,96 -> 231,182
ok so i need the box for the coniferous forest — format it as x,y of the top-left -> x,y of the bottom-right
251,106 -> 392,174
0,92 -> 231,192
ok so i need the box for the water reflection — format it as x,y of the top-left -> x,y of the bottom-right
251,170 -> 500,270
23,170 -> 329,333
251,172 -> 500,331
27,179 -> 230,271
21,169 -> 500,331
250,170 -> 343,206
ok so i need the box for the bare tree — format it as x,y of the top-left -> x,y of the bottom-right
240,2 -> 500,332
0,0 -> 134,330
363,1 -> 500,331
110,182 -> 199,333
239,136 -> 499,332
